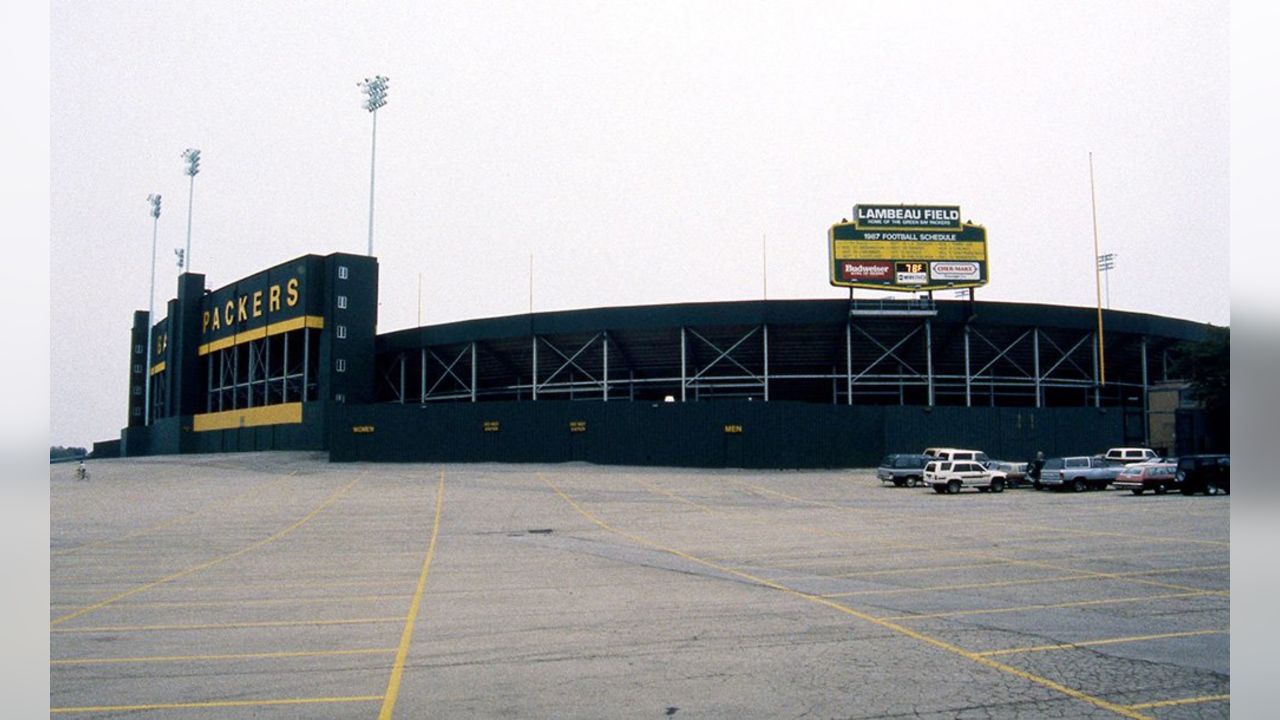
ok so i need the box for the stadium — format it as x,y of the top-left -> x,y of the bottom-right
98,240 -> 1218,468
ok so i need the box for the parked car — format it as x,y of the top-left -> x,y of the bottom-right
923,460 -> 1008,494
1175,454 -> 1230,495
1103,447 -> 1161,464
987,460 -> 1029,486
1036,455 -> 1123,492
877,454 -> 933,487
1112,461 -> 1178,495
922,448 -> 991,464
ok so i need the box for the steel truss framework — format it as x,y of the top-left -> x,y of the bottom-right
375,306 -> 1176,439
203,327 -> 319,413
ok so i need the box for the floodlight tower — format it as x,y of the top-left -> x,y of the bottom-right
357,75 -> 389,257
182,148 -> 200,271
144,193 -> 162,425
1097,253 -> 1117,309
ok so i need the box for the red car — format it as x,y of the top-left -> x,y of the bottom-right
1113,461 -> 1177,495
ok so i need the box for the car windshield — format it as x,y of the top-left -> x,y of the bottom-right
879,455 -> 895,467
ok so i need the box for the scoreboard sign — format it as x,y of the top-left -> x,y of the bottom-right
829,204 -> 989,291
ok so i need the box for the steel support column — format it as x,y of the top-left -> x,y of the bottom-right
763,323 -> 770,402
1092,332 -> 1100,407
925,319 -> 934,406
1033,327 -> 1042,408
603,332 -> 609,402
303,326 -> 310,403
471,343 -> 477,402
964,324 -> 972,407
680,327 -> 687,402
420,348 -> 426,404
1141,337 -> 1150,447
845,320 -> 852,405
532,335 -> 538,401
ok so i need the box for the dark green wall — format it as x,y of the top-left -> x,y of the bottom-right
121,402 -> 329,456
328,401 -> 1124,468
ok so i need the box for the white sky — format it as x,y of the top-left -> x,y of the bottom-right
49,1 -> 1229,448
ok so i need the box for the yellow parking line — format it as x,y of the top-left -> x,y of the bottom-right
1126,693 -> 1229,710
51,695 -> 384,714
52,473 -> 295,557
52,647 -> 397,666
822,564 -> 1230,599
878,591 -> 1218,621
51,616 -> 406,634
378,470 -> 446,720
544,473 -> 1154,720
50,593 -> 412,611
51,476 -> 361,626
52,577 -> 418,599
975,629 -> 1227,657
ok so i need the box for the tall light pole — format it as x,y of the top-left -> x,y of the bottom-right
182,148 -> 200,272
144,193 -> 161,425
1097,252 -> 1117,309
358,75 -> 389,257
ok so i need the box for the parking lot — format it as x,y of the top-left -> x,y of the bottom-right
51,453 -> 1229,718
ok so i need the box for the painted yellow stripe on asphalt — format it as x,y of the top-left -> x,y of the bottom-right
821,564 -> 1231,599
52,695 -> 383,714
543,473 -> 1155,720
52,473 -> 294,557
197,315 -> 325,355
51,616 -> 405,634
50,475 -> 361,626
49,593 -> 412,611
379,470 -> 446,720
52,647 -> 397,666
191,401 -> 304,432
1126,693 -> 1229,710
975,629 -> 1227,657
878,590 -> 1218,621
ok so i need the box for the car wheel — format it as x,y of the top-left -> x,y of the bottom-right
1072,479 -> 1087,493
1131,489 -> 1144,496
991,479 -> 1005,493
1154,485 -> 1167,495
907,476 -> 921,487
1205,482 -> 1222,496
946,480 -> 961,494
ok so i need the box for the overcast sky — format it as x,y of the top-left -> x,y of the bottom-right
49,1 -> 1229,448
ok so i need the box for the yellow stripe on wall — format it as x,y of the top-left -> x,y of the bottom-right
192,403 -> 304,432
198,316 -> 325,356
149,361 -> 166,376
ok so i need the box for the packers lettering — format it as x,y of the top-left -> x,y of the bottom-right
201,276 -> 304,338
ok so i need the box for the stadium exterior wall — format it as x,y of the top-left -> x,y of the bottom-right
328,401 -> 1122,468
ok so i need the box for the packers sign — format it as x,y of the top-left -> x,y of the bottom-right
829,204 -> 989,292
197,256 -> 325,355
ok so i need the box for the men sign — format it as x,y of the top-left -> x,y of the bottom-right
829,204 -> 989,291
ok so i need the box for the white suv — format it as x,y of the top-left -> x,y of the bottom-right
924,460 -> 1008,494
1103,447 -> 1160,464
922,448 -> 991,464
